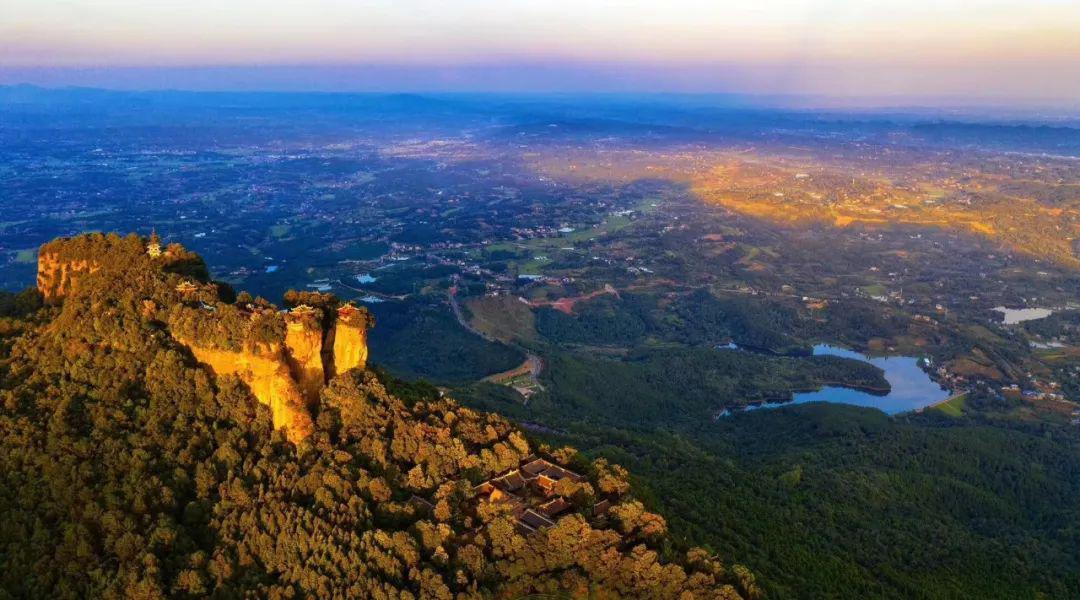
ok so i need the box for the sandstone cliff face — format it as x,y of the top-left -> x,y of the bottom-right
330,320 -> 369,378
284,318 -> 326,407
37,253 -> 101,304
173,306 -> 371,444
179,338 -> 315,443
35,233 -> 343,444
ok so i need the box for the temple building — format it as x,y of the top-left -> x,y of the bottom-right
147,231 -> 162,258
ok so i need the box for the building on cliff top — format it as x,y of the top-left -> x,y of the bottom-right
337,302 -> 363,320
147,231 -> 162,258
289,304 -> 318,317
175,280 -> 198,295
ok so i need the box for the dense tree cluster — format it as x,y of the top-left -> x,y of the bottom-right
0,234 -> 755,599
367,298 -> 523,384
535,348 -> 887,426
533,288 -> 888,356
536,294 -> 651,346
461,373 -> 1080,599
167,302 -> 287,352
532,287 -> 918,358
39,232 -> 209,284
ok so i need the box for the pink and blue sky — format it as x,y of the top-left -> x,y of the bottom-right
2,0 -> 1078,104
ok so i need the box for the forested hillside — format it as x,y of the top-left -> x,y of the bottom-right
0,233 -> 759,599
461,381 -> 1080,599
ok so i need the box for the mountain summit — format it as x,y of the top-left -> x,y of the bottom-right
0,233 -> 758,599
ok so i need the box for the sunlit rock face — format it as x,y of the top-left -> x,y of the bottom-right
174,304 -> 372,443
170,304 -> 372,444
34,234 -> 371,444
329,304 -> 372,378
179,338 -> 315,443
37,254 -> 101,304
36,233 -> 209,305
284,312 -> 326,407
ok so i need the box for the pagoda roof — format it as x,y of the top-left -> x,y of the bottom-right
290,304 -> 318,315
337,302 -> 360,316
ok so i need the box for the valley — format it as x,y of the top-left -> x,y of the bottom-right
2,89 -> 1079,598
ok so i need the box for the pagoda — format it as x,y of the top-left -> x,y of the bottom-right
290,303 -> 318,317
147,231 -> 162,258
175,280 -> 198,295
337,302 -> 361,320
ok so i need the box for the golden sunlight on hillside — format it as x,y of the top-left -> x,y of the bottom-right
531,149 -> 1080,269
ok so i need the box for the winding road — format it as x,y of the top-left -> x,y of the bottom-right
448,283 -> 544,401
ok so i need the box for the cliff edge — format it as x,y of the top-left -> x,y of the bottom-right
2,231 -> 757,599
36,233 -> 371,443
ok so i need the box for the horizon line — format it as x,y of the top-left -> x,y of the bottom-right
2,62 -> 1078,111
3,82 -> 1079,116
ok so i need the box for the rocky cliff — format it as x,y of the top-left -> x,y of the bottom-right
36,232 -> 208,305
36,253 -> 101,304
5,232 -> 756,599
284,310 -> 327,406
329,303 -> 372,378
34,233 -> 373,443
170,301 -> 373,443
179,338 -> 315,443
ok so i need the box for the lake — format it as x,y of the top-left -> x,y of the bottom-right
726,344 -> 950,415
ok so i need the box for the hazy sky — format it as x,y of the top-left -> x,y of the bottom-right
2,0 -> 1079,102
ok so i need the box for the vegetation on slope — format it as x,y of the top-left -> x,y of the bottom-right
367,297 -> 524,384
0,234 -> 758,599
460,381 -> 1080,599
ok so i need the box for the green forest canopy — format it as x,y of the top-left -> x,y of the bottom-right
0,233 -> 759,599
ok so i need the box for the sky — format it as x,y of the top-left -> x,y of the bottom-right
2,0 -> 1079,104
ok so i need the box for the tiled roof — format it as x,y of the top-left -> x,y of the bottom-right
593,499 -> 612,515
519,458 -> 586,482
538,497 -> 572,518
521,458 -> 552,476
493,470 -> 527,492
520,509 -> 556,530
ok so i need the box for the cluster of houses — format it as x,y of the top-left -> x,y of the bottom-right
1002,382 -> 1067,403
934,365 -> 970,390
472,456 -> 612,535
509,224 -> 577,241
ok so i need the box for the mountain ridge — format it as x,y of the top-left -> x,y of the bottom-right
0,232 -> 759,599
